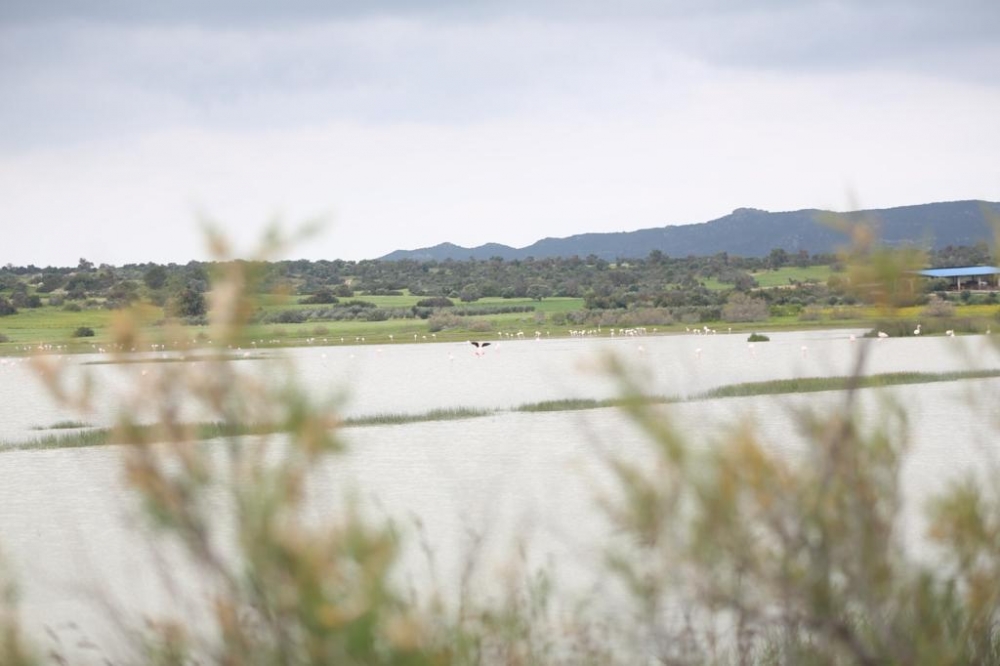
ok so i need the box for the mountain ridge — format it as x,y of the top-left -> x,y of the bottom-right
380,200 -> 1000,261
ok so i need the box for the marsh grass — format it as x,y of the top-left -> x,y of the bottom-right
30,420 -> 91,430
699,369 -> 1000,399
515,398 -> 609,412
11,429 -> 109,450
343,407 -> 492,427
8,368 -> 1000,451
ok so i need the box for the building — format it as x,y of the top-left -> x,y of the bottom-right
918,266 -> 1000,291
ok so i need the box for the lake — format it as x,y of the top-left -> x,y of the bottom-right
1,329 -> 999,661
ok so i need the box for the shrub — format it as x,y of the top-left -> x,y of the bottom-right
725,295 -> 769,323
427,312 -> 462,332
62,303 -> 82,312
262,309 -> 306,324
72,326 -> 95,337
467,318 -> 493,333
299,288 -> 338,305
829,305 -> 860,320
415,297 -> 454,308
798,305 -> 823,321
747,332 -> 770,342
923,294 -> 956,317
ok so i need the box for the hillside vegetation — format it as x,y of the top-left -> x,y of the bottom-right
382,199 -> 1000,261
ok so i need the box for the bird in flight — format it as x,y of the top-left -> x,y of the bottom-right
470,341 -> 491,356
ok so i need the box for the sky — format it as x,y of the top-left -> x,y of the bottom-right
1,0 -> 999,267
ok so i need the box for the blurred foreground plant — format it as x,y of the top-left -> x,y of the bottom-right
596,216 -> 1000,664
15,221 -> 1000,664
600,351 -> 999,664
0,557 -> 38,666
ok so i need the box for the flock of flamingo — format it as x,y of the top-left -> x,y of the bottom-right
0,322 -> 988,372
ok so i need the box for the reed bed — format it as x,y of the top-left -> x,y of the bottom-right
7,368 -> 999,451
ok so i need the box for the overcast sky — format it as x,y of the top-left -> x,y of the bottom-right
2,1 -> 999,266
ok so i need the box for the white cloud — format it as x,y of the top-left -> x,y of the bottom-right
1,2 -> 998,265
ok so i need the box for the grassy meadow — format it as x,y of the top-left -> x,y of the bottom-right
702,264 -> 834,290
0,294 -> 589,353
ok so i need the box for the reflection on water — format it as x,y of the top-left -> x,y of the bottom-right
1,331 -> 999,659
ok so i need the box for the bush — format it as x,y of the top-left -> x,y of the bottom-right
62,302 -> 82,312
299,288 -> 338,305
262,309 -> 306,324
829,305 -> 860,320
723,292 -> 770,322
747,332 -> 770,342
72,326 -> 95,337
427,312 -> 462,332
923,294 -> 956,317
415,297 -> 454,308
798,305 -> 823,321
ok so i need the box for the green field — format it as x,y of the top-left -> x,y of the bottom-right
750,264 -> 833,288
703,265 -> 834,290
0,296 -> 590,353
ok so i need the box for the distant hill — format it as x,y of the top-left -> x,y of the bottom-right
379,200 -> 1000,261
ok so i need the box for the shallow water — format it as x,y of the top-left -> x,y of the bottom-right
4,329 -> 997,443
1,331 -> 999,661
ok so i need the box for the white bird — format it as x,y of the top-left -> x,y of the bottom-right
913,324 -> 921,336
946,329 -> 955,337
877,331 -> 889,340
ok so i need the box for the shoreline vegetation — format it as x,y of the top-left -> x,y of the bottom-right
8,367 -> 1000,452
1,309 -> 998,359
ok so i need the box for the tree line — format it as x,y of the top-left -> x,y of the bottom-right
0,242 -> 994,321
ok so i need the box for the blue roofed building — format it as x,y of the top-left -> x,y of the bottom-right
918,266 -> 1000,291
